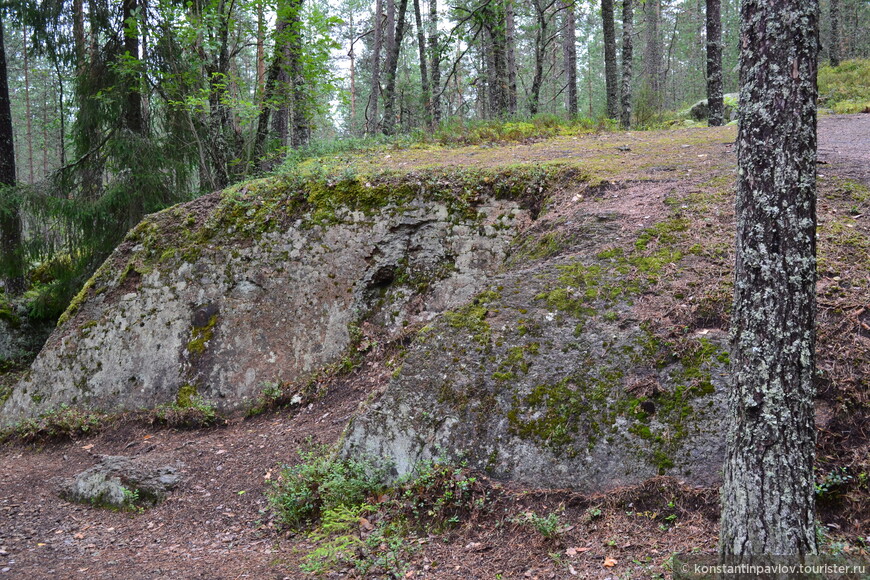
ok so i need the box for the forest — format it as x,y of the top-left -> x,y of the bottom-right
0,0 -> 869,320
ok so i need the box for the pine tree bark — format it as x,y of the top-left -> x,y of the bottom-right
122,0 -> 145,135
642,0 -> 662,113
22,25 -> 34,183
505,0 -> 518,116
620,0 -> 633,128
602,0 -> 619,119
286,0 -> 308,148
413,0 -> 431,128
561,0 -> 578,118
720,0 -> 819,560
0,12 -> 23,294
382,0 -> 409,135
705,0 -> 724,126
528,0 -> 549,116
369,0 -> 384,133
428,0 -> 441,126
830,0 -> 840,67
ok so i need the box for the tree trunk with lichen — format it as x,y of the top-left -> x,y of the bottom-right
0,12 -> 23,294
720,0 -> 819,561
602,0 -> 619,119
620,0 -> 633,128
705,0 -> 723,126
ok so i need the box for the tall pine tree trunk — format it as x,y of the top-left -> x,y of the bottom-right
428,0 -> 441,126
562,0 -> 578,117
383,0 -> 409,135
720,0 -> 819,560
620,0 -> 633,128
529,0 -> 547,116
505,0 -> 518,115
122,0 -> 145,135
642,0 -> 662,114
602,0 -> 619,119
0,12 -> 23,294
369,0 -> 384,133
705,0 -> 724,125
286,0 -> 308,148
413,0 -> 431,128
830,0 -> 840,67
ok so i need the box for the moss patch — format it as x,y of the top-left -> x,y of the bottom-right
187,314 -> 218,356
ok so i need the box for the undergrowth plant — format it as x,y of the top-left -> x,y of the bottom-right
269,447 -> 496,577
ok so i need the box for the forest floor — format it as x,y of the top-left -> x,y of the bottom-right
1,114 -> 869,580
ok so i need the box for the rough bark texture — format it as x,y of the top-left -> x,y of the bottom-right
369,0 -> 384,133
428,0 -> 441,126
286,0 -> 308,148
122,0 -> 145,135
830,0 -> 840,67
642,0 -> 662,112
602,0 -> 619,119
413,0 -> 431,128
620,0 -> 633,128
382,0 -> 409,135
720,0 -> 819,560
0,12 -> 23,294
705,0 -> 724,126
528,0 -> 549,116
505,0 -> 518,115
561,0 -> 578,117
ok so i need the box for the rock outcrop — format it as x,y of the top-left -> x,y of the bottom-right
342,211 -> 730,491
0,169 -> 545,427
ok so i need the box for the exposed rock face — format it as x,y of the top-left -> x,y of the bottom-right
342,211 -> 731,491
0,172 -> 532,427
59,455 -> 182,508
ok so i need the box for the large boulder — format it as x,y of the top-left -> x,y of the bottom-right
688,93 -> 739,122
342,210 -> 731,491
0,169 -> 548,427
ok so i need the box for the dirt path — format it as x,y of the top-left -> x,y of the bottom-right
818,113 -> 870,184
2,116 -> 868,580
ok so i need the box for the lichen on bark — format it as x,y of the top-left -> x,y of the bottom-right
720,0 -> 819,560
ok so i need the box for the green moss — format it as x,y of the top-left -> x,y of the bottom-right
176,383 -> 198,408
187,314 -> 218,356
443,290 -> 500,346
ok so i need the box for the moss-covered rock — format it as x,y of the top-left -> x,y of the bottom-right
0,169 -> 537,427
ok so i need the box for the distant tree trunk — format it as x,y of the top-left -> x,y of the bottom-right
0,13 -> 23,294
256,0 -> 266,101
643,0 -> 662,113
483,4 -> 509,118
272,13 -> 290,147
428,0 -> 441,126
720,0 -> 819,561
369,0 -> 384,133
122,0 -> 145,135
383,0 -> 409,135
706,0 -> 724,125
602,0 -> 619,119
620,0 -> 633,128
505,0 -> 518,115
529,0 -> 549,116
22,25 -> 34,183
413,0 -> 431,128
286,0 -> 308,148
561,0 -> 578,117
830,0 -> 840,67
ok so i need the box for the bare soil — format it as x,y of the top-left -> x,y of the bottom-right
2,114 -> 869,579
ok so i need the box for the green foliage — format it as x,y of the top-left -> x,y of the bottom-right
0,404 -> 108,444
432,115 -> 603,146
270,446 -> 385,528
513,509 -> 568,540
150,392 -> 222,429
819,59 -> 870,114
269,447 -> 494,576
815,466 -> 854,500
